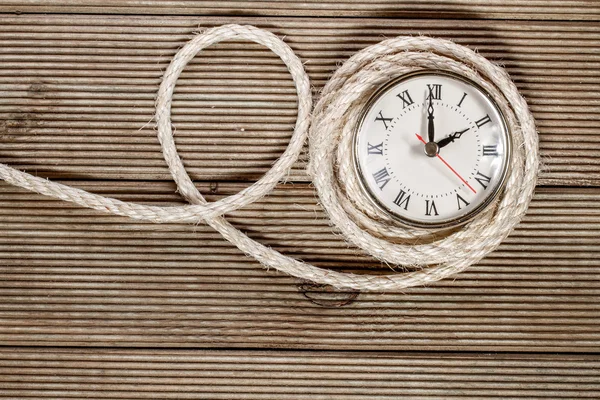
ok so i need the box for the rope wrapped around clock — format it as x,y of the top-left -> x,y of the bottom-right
0,24 -> 539,291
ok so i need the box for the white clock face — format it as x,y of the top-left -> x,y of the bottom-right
354,71 -> 510,228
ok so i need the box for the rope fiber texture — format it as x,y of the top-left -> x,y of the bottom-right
0,24 -> 539,291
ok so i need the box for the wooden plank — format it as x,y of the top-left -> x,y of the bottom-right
0,16 -> 598,185
0,348 -> 598,399
0,180 -> 599,351
0,0 -> 598,21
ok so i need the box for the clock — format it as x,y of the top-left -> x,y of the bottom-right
353,70 -> 511,229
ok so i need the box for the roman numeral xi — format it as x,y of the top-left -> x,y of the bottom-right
397,90 -> 414,109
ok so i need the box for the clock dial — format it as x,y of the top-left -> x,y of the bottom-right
354,71 -> 510,228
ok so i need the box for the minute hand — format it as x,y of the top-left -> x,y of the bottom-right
437,127 -> 470,149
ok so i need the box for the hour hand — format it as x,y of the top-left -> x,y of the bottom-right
437,127 -> 470,149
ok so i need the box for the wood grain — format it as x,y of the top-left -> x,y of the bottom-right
0,0 -> 598,20
0,181 -> 599,352
0,16 -> 598,185
0,348 -> 599,399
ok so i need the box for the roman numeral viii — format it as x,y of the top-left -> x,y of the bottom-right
393,189 -> 411,210
397,90 -> 414,109
425,200 -> 439,216
372,167 -> 391,190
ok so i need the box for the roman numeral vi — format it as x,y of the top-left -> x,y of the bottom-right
425,200 -> 439,216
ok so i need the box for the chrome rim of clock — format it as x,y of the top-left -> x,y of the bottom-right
353,70 -> 511,229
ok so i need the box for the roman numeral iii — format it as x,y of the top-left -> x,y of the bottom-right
372,167 -> 391,190
375,110 -> 393,129
482,145 -> 498,156
397,90 -> 414,109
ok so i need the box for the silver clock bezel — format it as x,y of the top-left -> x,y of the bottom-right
352,69 -> 512,230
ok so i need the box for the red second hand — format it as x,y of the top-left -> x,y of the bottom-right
415,134 -> 477,194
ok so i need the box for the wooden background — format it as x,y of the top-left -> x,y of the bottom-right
0,1 -> 599,398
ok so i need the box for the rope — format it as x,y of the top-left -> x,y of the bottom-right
0,25 -> 539,291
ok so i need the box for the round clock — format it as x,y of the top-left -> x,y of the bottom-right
354,70 -> 511,229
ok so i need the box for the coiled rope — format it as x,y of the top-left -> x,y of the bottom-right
0,24 -> 539,291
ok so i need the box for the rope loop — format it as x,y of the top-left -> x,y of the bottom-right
0,26 -> 539,291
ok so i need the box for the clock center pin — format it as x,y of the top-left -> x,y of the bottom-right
424,141 -> 439,157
